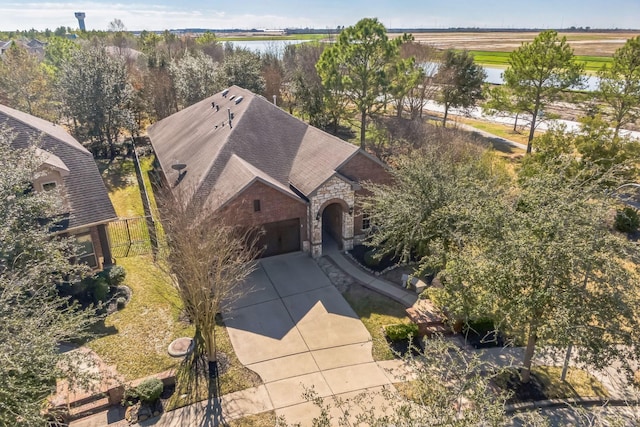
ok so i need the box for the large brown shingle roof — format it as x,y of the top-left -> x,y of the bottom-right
148,86 -> 360,208
0,105 -> 117,231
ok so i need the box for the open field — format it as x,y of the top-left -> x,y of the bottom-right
468,50 -> 612,72
397,31 -> 640,57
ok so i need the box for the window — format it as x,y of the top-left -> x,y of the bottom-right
362,213 -> 371,231
42,181 -> 57,191
76,232 -> 97,268
253,199 -> 261,212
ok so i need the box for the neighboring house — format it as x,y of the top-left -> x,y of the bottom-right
148,85 -> 391,258
0,39 -> 46,58
0,104 -> 117,269
0,40 -> 11,56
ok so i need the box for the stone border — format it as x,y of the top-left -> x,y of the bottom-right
505,397 -> 640,414
343,250 -> 401,276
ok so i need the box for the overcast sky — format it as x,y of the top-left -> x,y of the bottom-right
1,0 -> 638,32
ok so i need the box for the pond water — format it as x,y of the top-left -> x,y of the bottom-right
481,65 -> 599,92
221,39 -> 307,54
223,40 -> 600,91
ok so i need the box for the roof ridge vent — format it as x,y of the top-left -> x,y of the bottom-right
235,96 -> 244,104
222,89 -> 229,97
229,95 -> 236,101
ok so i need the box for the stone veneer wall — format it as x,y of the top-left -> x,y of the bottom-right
310,175 -> 355,258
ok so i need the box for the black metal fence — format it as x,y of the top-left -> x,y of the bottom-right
108,216 -> 156,258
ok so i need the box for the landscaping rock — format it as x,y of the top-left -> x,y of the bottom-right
167,337 -> 194,357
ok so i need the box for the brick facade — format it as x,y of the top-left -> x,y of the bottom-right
219,180 -> 308,248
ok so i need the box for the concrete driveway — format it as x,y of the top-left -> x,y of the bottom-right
223,252 -> 395,424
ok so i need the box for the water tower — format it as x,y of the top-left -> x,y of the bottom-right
74,12 -> 86,31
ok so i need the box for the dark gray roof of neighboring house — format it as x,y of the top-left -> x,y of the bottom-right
148,86 -> 359,209
0,104 -> 117,231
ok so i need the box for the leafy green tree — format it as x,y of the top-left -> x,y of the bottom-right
521,116 -> 640,183
216,49 -> 265,94
362,135 -> 510,269
574,115 -> 640,181
483,84 -> 531,132
44,36 -> 80,73
435,49 -> 486,127
0,43 -> 56,120
0,128 -> 95,426
169,51 -> 219,108
503,30 -> 584,153
364,137 -> 640,385
440,166 -> 640,383
58,45 -> 135,159
388,57 -> 423,118
317,18 -> 411,148
597,36 -> 640,138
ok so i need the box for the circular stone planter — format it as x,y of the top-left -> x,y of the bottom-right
167,337 -> 194,357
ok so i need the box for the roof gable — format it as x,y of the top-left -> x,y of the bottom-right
149,86 -> 360,209
0,104 -> 117,230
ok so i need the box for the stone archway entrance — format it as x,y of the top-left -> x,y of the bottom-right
322,202 -> 343,253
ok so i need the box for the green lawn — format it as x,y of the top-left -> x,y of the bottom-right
100,158 -> 145,218
342,284 -> 411,361
467,50 -> 612,73
533,366 -> 609,399
87,256 -> 193,380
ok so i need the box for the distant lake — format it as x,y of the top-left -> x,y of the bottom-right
224,40 -> 600,91
482,65 -> 600,92
424,62 -> 599,92
221,39 -> 307,54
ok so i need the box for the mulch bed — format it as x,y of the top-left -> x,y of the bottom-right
385,337 -> 423,358
493,369 -> 549,403
349,245 -> 400,273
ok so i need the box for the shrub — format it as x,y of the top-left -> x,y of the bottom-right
463,318 -> 502,348
135,378 -> 164,404
385,323 -> 419,342
614,207 -> 640,233
90,276 -> 110,302
363,249 -> 380,267
106,265 -> 127,287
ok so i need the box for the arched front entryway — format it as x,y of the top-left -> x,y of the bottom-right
322,202 -> 343,253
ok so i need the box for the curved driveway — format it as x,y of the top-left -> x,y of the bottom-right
223,252 -> 395,423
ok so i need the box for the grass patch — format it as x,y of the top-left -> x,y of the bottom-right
493,365 -> 609,403
457,117 -> 531,146
87,256 -> 192,380
467,49 -> 612,73
102,158 -> 145,218
533,366 -> 609,399
342,283 -> 410,361
229,411 -> 277,427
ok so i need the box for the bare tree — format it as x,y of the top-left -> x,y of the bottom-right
399,42 -> 440,120
157,188 -> 260,384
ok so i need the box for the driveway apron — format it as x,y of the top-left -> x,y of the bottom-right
223,252 -> 393,424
